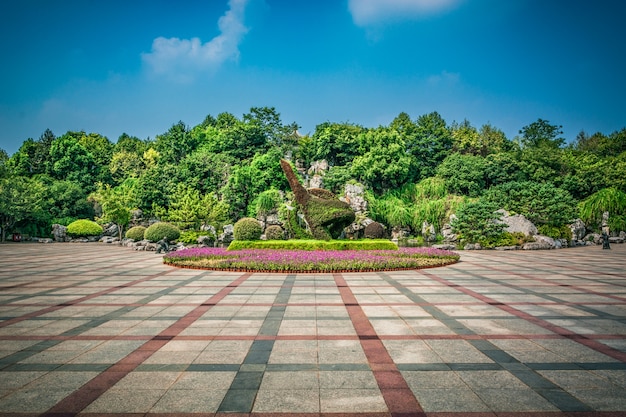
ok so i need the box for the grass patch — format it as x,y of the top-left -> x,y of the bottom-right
227,239 -> 398,251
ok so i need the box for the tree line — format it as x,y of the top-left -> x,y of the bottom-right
1,106 -> 625,242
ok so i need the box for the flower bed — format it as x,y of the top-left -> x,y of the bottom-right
163,247 -> 459,273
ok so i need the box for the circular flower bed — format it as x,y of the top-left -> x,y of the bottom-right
163,247 -> 459,273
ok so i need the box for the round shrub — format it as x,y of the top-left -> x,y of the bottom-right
364,221 -> 385,239
144,222 -> 181,242
125,226 -> 146,241
233,217 -> 263,241
265,225 -> 285,240
67,219 -> 103,237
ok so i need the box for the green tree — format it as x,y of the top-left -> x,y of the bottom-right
483,181 -> 577,227
407,111 -> 453,180
47,133 -> 97,189
89,179 -> 139,241
154,121 -> 196,165
0,148 -> 8,178
135,163 -> 178,212
154,183 -> 229,230
351,128 -> 415,194
312,122 -> 364,166
451,200 -> 505,244
519,118 -> 565,149
178,148 -> 235,195
0,176 -> 45,241
436,153 -> 487,197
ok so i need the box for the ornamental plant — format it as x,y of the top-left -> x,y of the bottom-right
66,219 -> 103,237
125,226 -> 146,241
233,217 -> 263,241
144,222 -> 180,242
264,225 -> 285,240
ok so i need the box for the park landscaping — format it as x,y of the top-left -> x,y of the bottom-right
163,245 -> 459,272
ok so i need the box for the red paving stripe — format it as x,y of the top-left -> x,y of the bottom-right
334,273 -> 425,416
421,270 -> 626,363
41,273 -> 253,416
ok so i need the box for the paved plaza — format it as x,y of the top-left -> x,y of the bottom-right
0,242 -> 625,417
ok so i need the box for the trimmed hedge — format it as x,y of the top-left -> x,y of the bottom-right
233,217 -> 263,241
144,222 -> 181,242
228,239 -> 398,251
67,219 -> 103,237
125,226 -> 146,241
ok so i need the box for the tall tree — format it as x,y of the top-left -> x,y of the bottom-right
89,179 -> 138,241
407,112 -> 453,180
0,176 -> 45,241
154,121 -> 195,165
519,118 -> 565,149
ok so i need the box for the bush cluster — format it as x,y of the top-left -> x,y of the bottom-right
144,222 -> 181,242
125,226 -> 146,241
233,217 -> 263,241
66,219 -> 103,237
264,225 -> 285,240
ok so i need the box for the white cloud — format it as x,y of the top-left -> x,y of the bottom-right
142,0 -> 249,82
348,0 -> 463,26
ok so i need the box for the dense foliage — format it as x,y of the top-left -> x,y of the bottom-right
227,239 -> 398,251
1,106 -> 624,243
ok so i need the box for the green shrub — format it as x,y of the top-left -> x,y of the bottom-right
228,239 -> 398,251
233,217 -> 263,241
66,219 -> 103,237
265,225 -> 285,240
177,230 -> 209,244
144,222 -> 181,242
537,224 -> 573,240
479,231 -> 534,248
125,226 -> 146,241
451,200 -> 506,244
364,222 -> 385,239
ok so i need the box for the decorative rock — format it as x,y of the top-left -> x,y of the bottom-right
197,235 -> 214,246
341,183 -> 368,215
38,238 -> 54,243
441,214 -> 458,242
307,159 -> 329,176
218,224 -> 234,247
102,223 -> 119,237
498,210 -> 538,236
101,236 -> 120,244
583,233 -> 602,245
309,175 -> 323,189
464,243 -> 482,250
569,219 -> 587,241
391,226 -> 410,240
495,246 -> 518,251
51,224 -> 69,242
609,236 -> 625,244
421,221 -> 436,242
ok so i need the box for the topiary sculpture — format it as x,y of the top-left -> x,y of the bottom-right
125,226 -> 146,241
280,159 -> 355,240
67,219 -> 103,237
144,222 -> 180,243
233,217 -> 263,241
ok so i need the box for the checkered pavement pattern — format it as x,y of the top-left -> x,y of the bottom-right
0,242 -> 625,416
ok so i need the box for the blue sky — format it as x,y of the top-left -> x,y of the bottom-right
1,0 -> 625,155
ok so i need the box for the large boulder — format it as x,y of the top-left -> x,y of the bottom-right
498,210 -> 538,236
